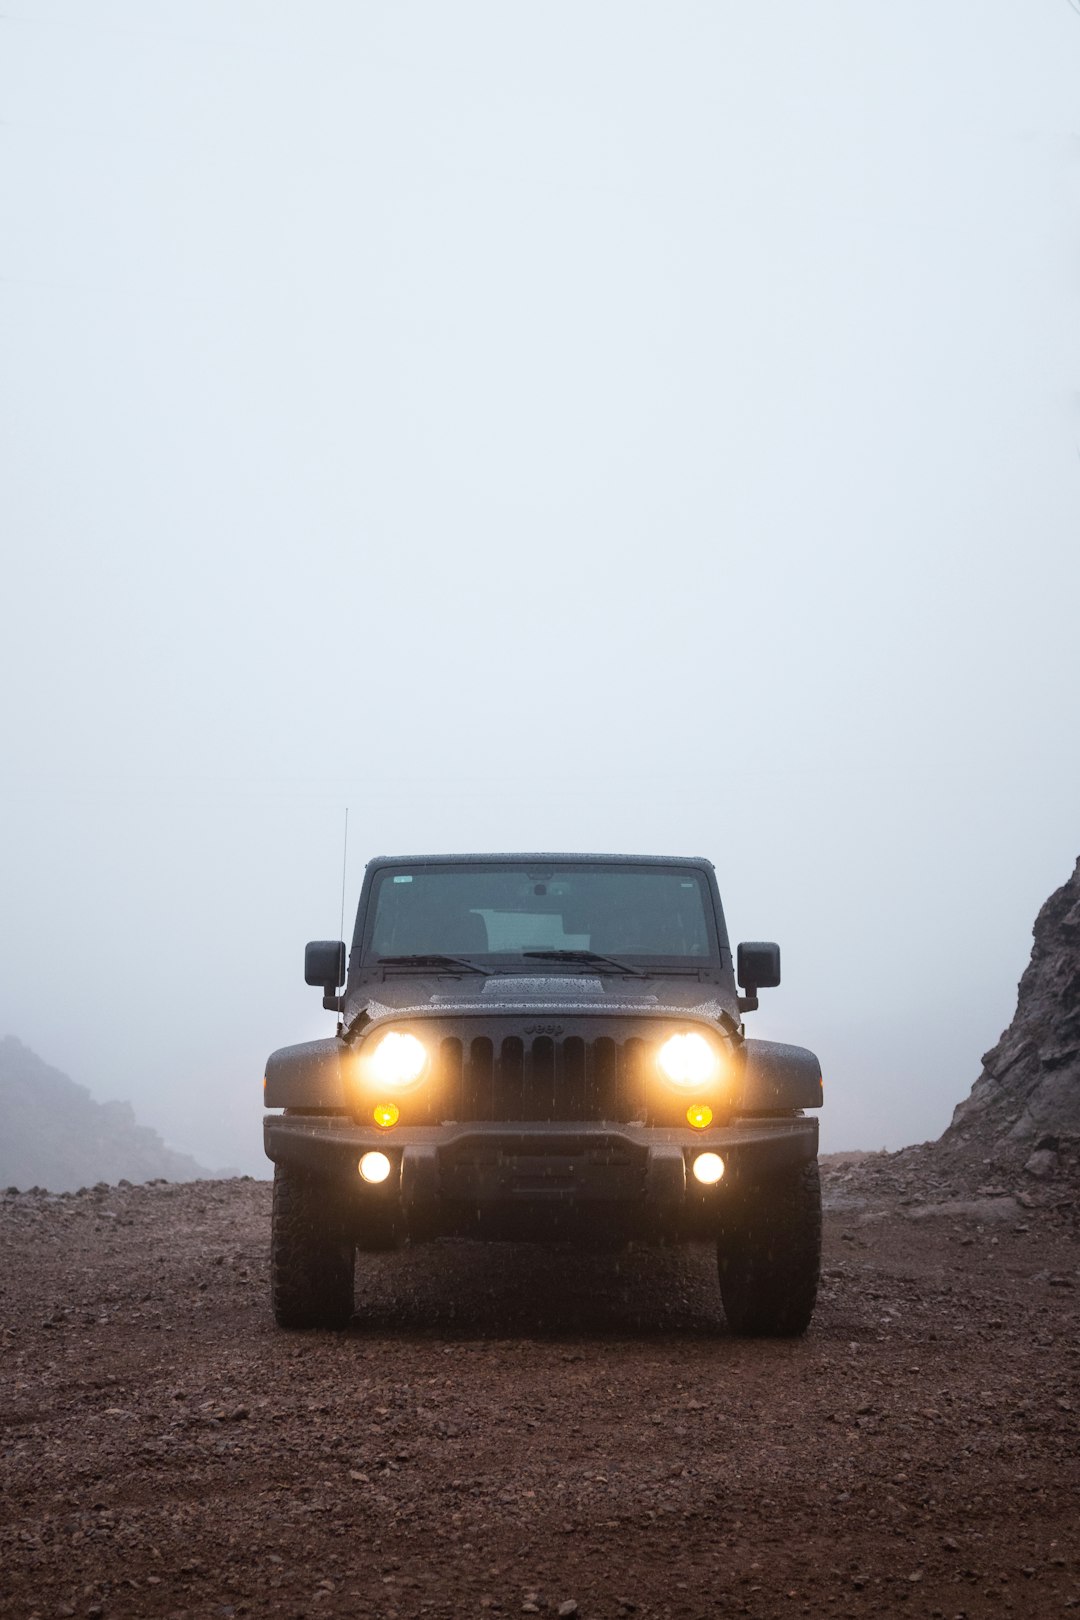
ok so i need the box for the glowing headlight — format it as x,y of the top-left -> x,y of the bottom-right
368,1031 -> 429,1089
656,1032 -> 719,1089
692,1152 -> 725,1185
358,1151 -> 392,1184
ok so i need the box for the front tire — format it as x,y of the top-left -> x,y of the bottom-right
716,1158 -> 821,1337
271,1165 -> 355,1329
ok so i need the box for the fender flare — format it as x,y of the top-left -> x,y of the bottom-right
264,1039 -> 350,1109
739,1038 -> 822,1111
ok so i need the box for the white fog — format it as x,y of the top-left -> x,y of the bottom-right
2,1 -> 1078,1176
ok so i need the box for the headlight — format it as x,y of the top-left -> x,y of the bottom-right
656,1031 -> 719,1089
367,1031 -> 429,1089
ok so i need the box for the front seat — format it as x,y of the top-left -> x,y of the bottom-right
439,910 -> 489,954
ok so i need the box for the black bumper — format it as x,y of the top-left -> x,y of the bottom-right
263,1112 -> 818,1243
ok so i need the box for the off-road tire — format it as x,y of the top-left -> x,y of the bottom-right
271,1164 -> 355,1329
716,1158 -> 821,1337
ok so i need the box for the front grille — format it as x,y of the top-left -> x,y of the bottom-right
433,1033 -> 649,1123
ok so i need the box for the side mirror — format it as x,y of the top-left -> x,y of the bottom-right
736,941 -> 781,1013
305,940 -> 346,1011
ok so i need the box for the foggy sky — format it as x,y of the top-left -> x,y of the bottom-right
2,1 -> 1079,1175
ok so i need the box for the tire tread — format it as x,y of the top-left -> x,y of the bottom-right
717,1158 -> 821,1337
271,1165 -> 355,1330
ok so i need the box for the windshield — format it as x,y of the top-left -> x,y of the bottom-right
360,862 -> 716,966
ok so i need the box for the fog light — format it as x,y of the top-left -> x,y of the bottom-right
373,1102 -> 399,1128
686,1103 -> 713,1129
692,1152 -> 725,1185
358,1151 -> 392,1184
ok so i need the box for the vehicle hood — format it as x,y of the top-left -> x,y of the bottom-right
343,971 -> 740,1032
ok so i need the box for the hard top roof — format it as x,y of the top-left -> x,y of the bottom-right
365,853 -> 714,870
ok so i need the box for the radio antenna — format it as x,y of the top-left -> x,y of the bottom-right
339,807 -> 349,943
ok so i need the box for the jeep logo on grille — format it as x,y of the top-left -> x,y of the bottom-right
524,1022 -> 564,1035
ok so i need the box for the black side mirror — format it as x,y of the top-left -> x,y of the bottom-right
736,941 -> 781,1013
305,940 -> 346,1011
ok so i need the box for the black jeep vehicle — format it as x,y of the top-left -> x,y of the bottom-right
263,853 -> 823,1335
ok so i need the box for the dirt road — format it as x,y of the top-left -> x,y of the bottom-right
1,1167 -> 1078,1619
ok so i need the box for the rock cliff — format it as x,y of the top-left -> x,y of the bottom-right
0,1035 -> 218,1191
941,857 -> 1080,1175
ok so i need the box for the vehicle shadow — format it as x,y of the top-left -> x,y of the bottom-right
347,1238 -> 729,1340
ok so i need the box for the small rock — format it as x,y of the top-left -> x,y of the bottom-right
558,1604 -> 579,1618
1024,1149 -> 1058,1180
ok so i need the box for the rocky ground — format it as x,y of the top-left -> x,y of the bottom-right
1,1163 -> 1078,1620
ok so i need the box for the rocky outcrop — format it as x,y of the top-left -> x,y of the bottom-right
941,858 -> 1080,1173
0,1036 -> 218,1191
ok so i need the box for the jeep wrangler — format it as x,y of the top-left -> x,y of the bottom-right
263,853 -> 823,1335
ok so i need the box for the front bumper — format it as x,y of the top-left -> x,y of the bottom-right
263,1112 -> 818,1243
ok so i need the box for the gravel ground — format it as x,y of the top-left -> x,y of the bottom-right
1,1165 -> 1078,1620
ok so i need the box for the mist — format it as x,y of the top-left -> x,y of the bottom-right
2,1 -> 1078,1176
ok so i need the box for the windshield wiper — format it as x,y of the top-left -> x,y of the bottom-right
377,953 -> 486,975
521,949 -> 645,977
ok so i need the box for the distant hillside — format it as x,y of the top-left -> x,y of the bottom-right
0,1036 -> 220,1191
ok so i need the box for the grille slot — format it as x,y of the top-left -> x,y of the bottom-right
442,1034 -> 648,1124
